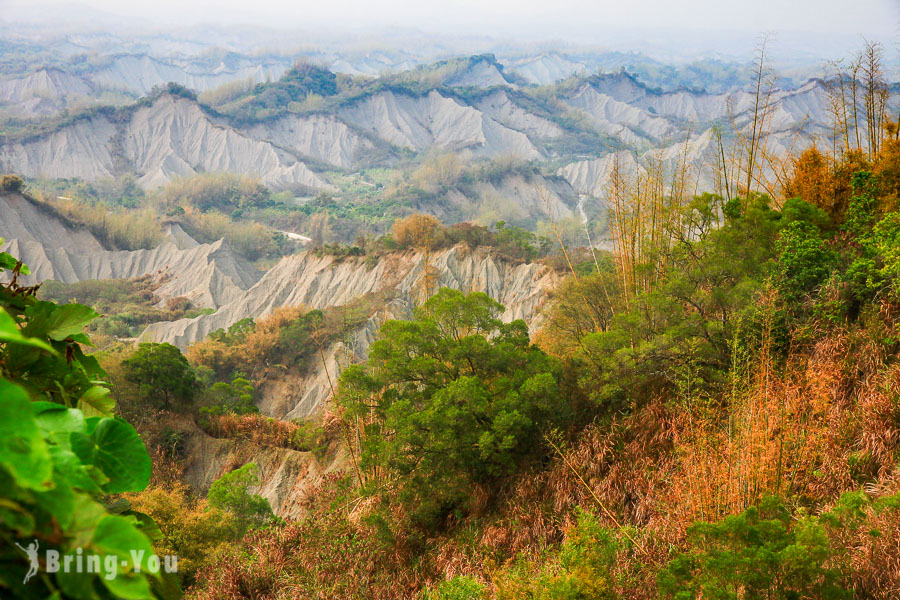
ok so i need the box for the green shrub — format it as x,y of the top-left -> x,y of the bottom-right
491,509 -> 626,600
338,288 -> 564,529
123,342 -> 198,411
658,496 -> 850,600
422,575 -> 486,600
774,220 -> 836,303
207,463 -> 274,537
200,376 -> 258,418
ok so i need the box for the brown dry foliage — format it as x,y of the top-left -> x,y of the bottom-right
783,147 -> 833,208
187,475 -> 427,600
204,413 -> 301,450
391,213 -> 442,249
186,305 -> 306,377
782,148 -> 872,220
827,477 -> 900,599
874,130 -> 900,212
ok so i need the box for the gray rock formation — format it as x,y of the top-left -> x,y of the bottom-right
445,60 -> 513,89
143,245 -> 561,418
0,68 -> 95,116
503,53 -> 590,85
87,54 -> 290,96
245,113 -> 375,169
162,414 -> 341,520
0,95 -> 333,192
0,192 -> 261,309
475,90 -> 564,140
337,90 -> 542,159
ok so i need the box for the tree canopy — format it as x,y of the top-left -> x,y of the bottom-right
338,288 -> 564,527
123,342 -> 197,411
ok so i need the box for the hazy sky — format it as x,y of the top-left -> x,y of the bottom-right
6,0 -> 897,40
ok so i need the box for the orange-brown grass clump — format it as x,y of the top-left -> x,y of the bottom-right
204,413 -> 299,447
783,147 -> 872,219
202,413 -> 329,456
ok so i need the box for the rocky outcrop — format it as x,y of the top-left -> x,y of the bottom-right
143,245 -> 561,417
0,95 -> 333,192
475,90 -> 564,140
0,191 -> 105,251
559,151 -> 642,198
503,53 -> 589,85
565,82 -> 675,147
88,54 -> 290,96
445,59 -> 513,89
440,172 -> 577,225
0,192 -> 261,308
159,415 -> 342,520
183,430 -> 328,520
555,75 -> 837,202
337,90 -> 542,159
245,113 -> 375,168
123,96 -> 332,190
0,117 -> 120,181
145,245 -> 559,345
0,68 -> 95,116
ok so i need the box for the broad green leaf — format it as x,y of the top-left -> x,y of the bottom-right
67,333 -> 93,346
126,509 -> 164,542
32,402 -> 86,436
83,416 -> 102,435
33,472 -> 76,531
0,498 -> 35,535
56,555 -> 98,599
92,515 -> 156,599
80,419 -> 151,493
43,303 -> 99,341
0,379 -> 52,490
0,250 -> 30,275
77,386 -> 116,418
92,515 -> 156,566
153,568 -> 183,600
0,309 -> 54,352
67,493 -> 107,548
49,445 -> 102,494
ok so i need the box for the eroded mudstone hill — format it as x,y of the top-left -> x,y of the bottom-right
0,192 -> 261,308
0,68 -> 844,201
144,245 -> 561,418
0,95 -> 332,191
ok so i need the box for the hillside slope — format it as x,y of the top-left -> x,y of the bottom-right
1,64 -> 851,200
143,245 -> 561,418
0,95 -> 333,191
0,191 -> 261,308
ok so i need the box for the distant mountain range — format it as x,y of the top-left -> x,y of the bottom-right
0,54 -> 849,202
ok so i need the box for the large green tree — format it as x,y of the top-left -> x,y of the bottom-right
123,343 -> 197,411
338,288 -> 563,527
